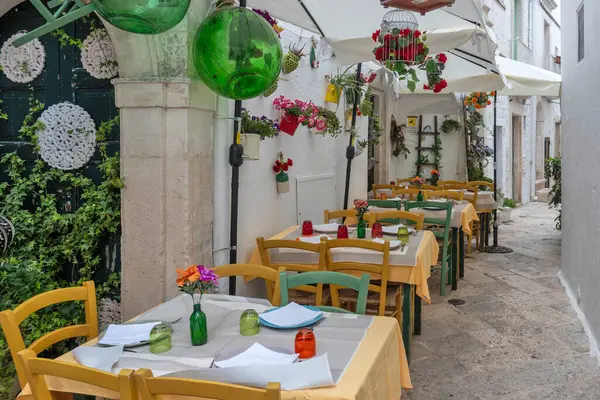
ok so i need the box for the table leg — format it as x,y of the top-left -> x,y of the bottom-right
414,292 -> 422,336
459,228 -> 465,279
484,212 -> 490,247
479,213 -> 486,251
451,227 -> 458,291
402,283 -> 412,363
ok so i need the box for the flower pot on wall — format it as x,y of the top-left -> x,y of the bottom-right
279,113 -> 300,136
325,83 -> 341,104
276,172 -> 290,193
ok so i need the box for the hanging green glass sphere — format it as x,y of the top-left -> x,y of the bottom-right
193,7 -> 282,100
92,0 -> 191,34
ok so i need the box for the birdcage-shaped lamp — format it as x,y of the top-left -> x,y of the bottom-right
380,9 -> 421,67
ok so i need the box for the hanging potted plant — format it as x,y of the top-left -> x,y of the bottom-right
282,41 -> 305,74
464,91 -> 494,112
272,95 -> 304,136
273,152 -> 293,193
326,66 -> 360,105
430,169 -> 440,186
263,78 -> 279,97
241,108 -> 279,139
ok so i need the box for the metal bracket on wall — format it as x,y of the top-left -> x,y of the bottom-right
12,0 -> 96,47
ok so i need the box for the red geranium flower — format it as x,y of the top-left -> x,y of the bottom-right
287,158 -> 293,166
273,165 -> 281,173
437,53 -> 448,63
374,46 -> 384,61
423,84 -> 430,90
282,163 -> 289,171
275,160 -> 281,167
414,30 -> 422,38
383,34 -> 393,46
372,29 -> 381,42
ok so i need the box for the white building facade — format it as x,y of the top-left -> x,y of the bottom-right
480,0 -> 561,204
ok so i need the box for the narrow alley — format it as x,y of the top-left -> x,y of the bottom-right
406,203 -> 600,400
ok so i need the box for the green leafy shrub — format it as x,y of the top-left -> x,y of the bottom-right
503,198 -> 517,208
544,157 -> 561,230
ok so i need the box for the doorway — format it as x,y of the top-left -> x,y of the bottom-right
555,123 -> 561,157
368,88 -> 387,190
512,115 -> 523,203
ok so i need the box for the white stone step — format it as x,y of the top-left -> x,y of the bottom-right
536,188 -> 551,202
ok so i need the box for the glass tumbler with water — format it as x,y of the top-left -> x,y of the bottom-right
397,225 -> 410,245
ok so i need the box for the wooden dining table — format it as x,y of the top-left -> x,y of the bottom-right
248,226 -> 439,360
17,295 -> 412,400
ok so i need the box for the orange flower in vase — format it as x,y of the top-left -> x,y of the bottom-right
430,169 -> 440,186
176,265 -> 200,287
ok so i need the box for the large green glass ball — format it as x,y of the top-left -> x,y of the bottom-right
92,0 -> 191,34
193,7 -> 282,100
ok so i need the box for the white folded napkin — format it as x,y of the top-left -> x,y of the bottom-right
214,343 -> 298,368
98,322 -> 161,346
298,234 -> 330,244
166,354 -> 335,390
312,223 -> 339,233
73,345 -> 123,372
259,302 -> 322,327
372,238 -> 401,249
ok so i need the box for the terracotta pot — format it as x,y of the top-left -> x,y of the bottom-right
279,113 -> 300,136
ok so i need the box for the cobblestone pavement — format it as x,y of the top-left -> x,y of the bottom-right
404,202 -> 600,400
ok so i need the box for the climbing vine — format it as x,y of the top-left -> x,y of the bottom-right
432,136 -> 443,170
0,98 -> 122,396
544,157 -> 561,230
390,115 -> 410,159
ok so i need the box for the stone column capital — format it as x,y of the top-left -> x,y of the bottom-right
113,79 -> 217,112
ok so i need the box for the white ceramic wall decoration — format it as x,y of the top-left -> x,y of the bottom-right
0,31 -> 46,84
37,102 -> 97,170
81,29 -> 119,79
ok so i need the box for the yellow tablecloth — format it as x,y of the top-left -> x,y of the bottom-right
248,226 -> 438,303
17,318 -> 411,400
458,202 -> 479,234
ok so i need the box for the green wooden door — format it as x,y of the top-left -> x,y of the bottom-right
0,2 -> 121,279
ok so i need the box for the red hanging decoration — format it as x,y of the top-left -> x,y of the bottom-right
380,0 -> 455,15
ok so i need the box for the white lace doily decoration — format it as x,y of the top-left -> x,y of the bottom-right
0,31 -> 46,83
81,29 -> 118,79
38,102 -> 97,170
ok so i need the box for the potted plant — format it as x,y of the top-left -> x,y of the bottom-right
430,169 -> 440,186
498,196 -> 517,223
464,91 -> 494,112
241,108 -> 279,139
282,41 -> 305,74
326,66 -> 361,105
263,79 -> 279,97
412,176 -> 425,201
440,117 -> 461,133
273,152 -> 293,193
272,96 -> 304,136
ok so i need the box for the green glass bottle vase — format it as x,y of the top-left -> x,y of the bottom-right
417,191 -> 424,202
192,7 -> 282,100
189,303 -> 207,346
92,0 -> 191,34
357,218 -> 367,239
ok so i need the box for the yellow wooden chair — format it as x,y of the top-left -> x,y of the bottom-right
134,369 -> 280,400
467,181 -> 495,191
366,210 -> 424,230
256,237 -> 328,307
438,180 -> 465,186
372,184 -> 398,198
424,190 -> 464,201
17,349 -> 135,400
391,188 -> 421,200
0,281 -> 98,389
413,184 -> 438,190
323,209 -> 357,225
211,264 -> 281,306
324,239 -> 403,323
444,184 -> 480,253
396,178 -> 413,185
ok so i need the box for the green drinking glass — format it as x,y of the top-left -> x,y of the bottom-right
397,226 -> 410,245
93,0 -> 191,35
149,323 -> 172,354
239,309 -> 260,336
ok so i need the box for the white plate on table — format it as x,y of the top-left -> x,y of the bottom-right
372,238 -> 402,249
313,223 -> 339,233
382,225 -> 416,236
298,235 -> 331,244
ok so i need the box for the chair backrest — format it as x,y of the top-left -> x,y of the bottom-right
372,184 -> 398,197
438,180 -> 464,186
279,271 -> 370,314
367,199 -> 402,210
443,183 -> 478,207
256,237 -> 327,304
391,188 -> 420,200
17,349 -> 135,400
405,201 -> 453,239
396,178 -> 413,185
325,239 -> 390,316
413,184 -> 438,190
211,264 -> 281,306
0,281 -> 98,389
134,369 -> 281,400
366,210 -> 424,230
424,190 -> 464,201
323,209 -> 357,223
467,181 -> 495,191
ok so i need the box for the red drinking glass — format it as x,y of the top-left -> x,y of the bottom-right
302,220 -> 313,236
372,222 -> 383,238
295,328 -> 316,359
337,225 -> 349,239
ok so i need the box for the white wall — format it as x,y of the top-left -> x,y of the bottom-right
561,0 -> 600,356
220,26 -> 368,297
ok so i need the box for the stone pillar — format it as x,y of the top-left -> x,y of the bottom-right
114,79 -> 216,320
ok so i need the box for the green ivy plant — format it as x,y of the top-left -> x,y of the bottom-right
432,136 -> 443,170
544,157 -> 561,230
440,118 -> 461,134
0,98 -> 122,396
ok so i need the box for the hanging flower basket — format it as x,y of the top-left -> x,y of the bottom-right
279,113 -> 300,136
273,152 -> 293,193
325,83 -> 341,104
464,91 -> 495,112
282,41 -> 305,74
263,80 -> 278,97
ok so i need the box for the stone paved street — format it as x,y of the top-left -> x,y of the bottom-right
405,203 -> 600,400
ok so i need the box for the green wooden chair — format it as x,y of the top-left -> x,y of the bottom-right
405,201 -> 453,296
367,199 -> 402,225
279,271 -> 370,314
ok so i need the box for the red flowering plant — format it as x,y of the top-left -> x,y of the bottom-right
273,152 -> 293,183
372,28 -> 448,93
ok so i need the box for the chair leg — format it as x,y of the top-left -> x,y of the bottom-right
402,284 -> 412,363
439,256 -> 446,297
